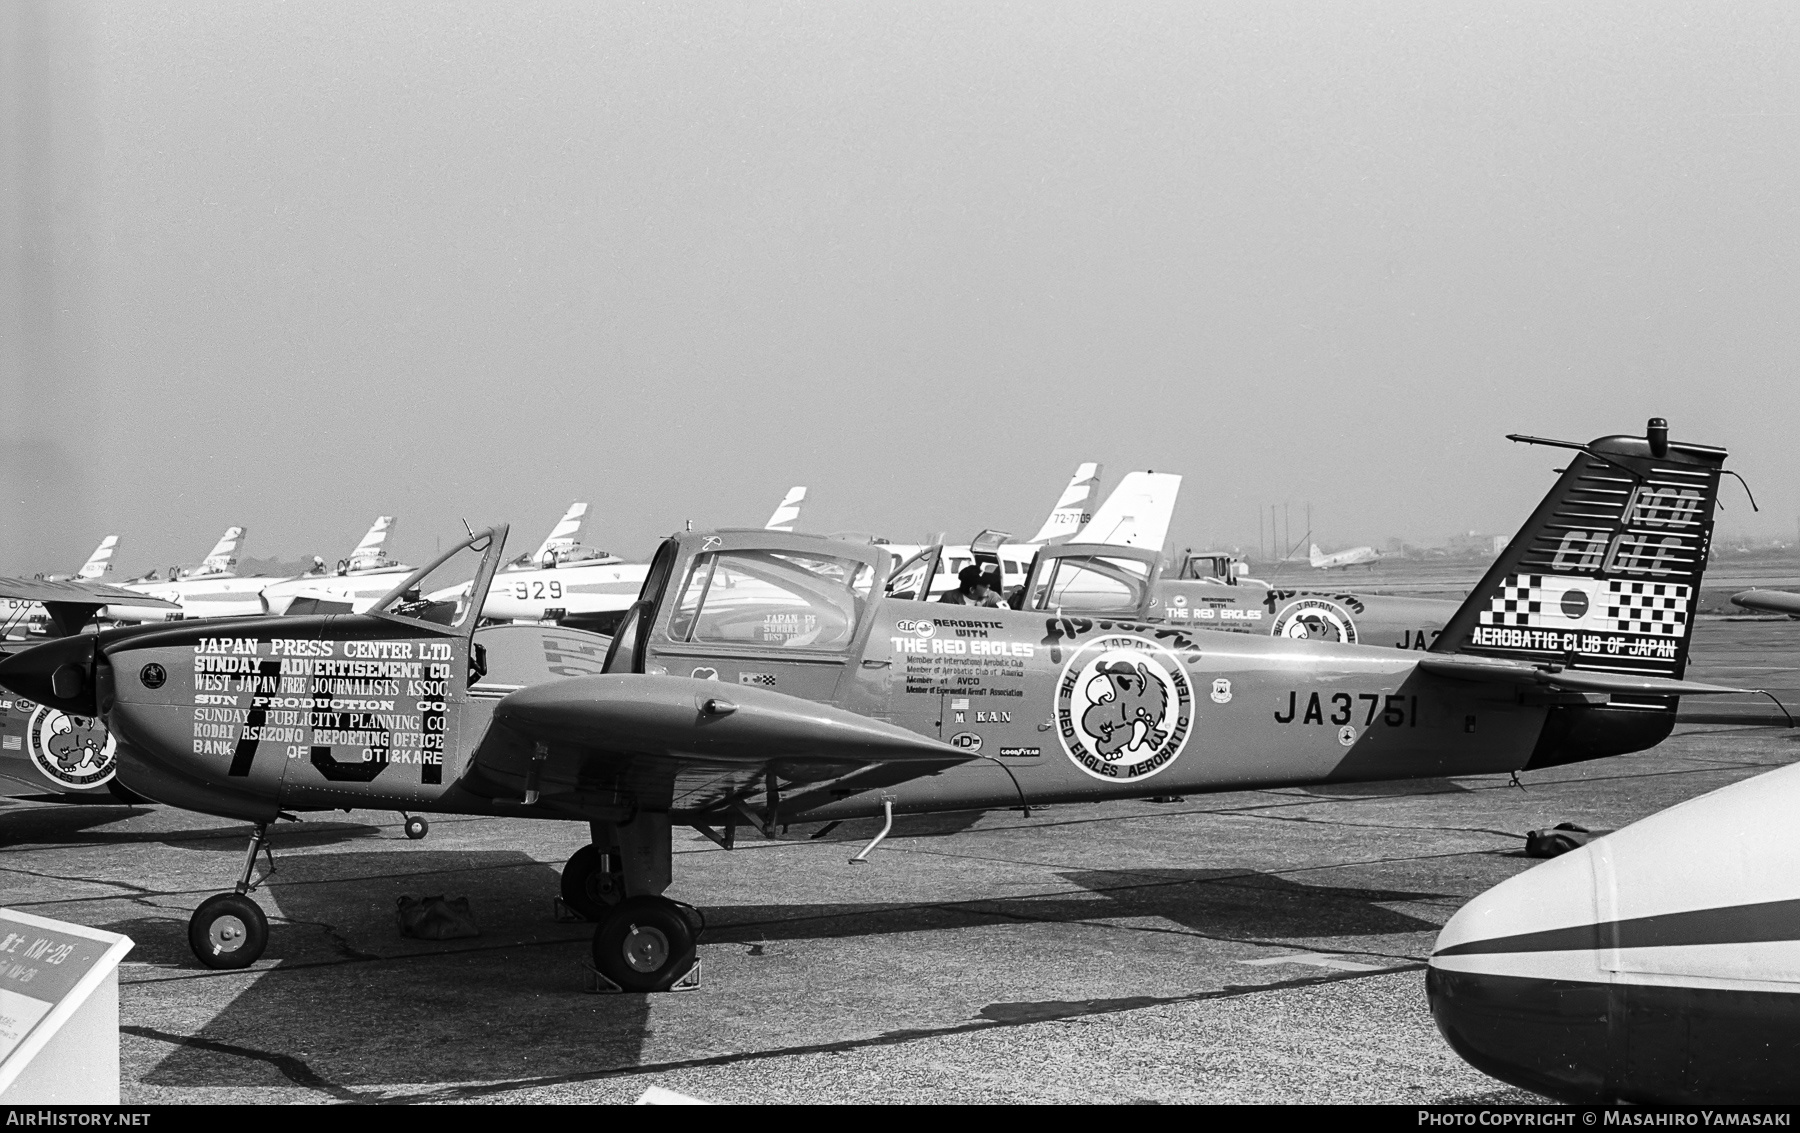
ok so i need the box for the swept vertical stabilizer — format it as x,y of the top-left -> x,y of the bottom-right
1028,462 -> 1103,544
1074,472 -> 1181,551
765,487 -> 807,532
347,516 -> 397,572
533,502 -> 589,565
77,536 -> 119,580
197,526 -> 246,577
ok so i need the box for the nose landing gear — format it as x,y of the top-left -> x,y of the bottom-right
188,824 -> 275,970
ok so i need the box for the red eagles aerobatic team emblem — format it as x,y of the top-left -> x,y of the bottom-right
1055,634 -> 1193,783
26,704 -> 118,789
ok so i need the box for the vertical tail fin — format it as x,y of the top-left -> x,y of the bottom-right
765,487 -> 806,532
347,516 -> 397,571
1431,420 -> 1725,680
533,502 -> 588,565
1309,543 -> 1325,567
77,535 -> 119,579
1029,462 -> 1104,544
1074,472 -> 1182,551
198,526 -> 246,576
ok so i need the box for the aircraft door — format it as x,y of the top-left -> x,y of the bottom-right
603,540 -> 679,675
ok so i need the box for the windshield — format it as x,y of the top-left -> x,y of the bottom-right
1031,554 -> 1151,613
667,550 -> 873,649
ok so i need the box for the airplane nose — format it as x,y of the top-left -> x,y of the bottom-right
0,634 -> 100,716
1427,848 -> 1610,1103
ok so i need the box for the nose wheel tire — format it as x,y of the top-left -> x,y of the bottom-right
188,893 -> 269,970
592,896 -> 697,992
559,845 -> 623,921
403,814 -> 429,840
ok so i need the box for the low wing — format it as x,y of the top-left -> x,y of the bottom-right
0,578 -> 178,607
468,674 -> 969,818
1732,589 -> 1800,617
1416,653 -> 1748,696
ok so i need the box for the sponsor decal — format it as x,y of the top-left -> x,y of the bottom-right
1172,594 -> 1187,607
701,536 -> 722,551
896,619 -> 936,639
690,667 -> 719,681
739,672 -> 776,687
1271,598 -> 1358,644
1210,678 -> 1232,704
25,706 -> 116,788
997,746 -> 1041,757
948,731 -> 983,753
1055,634 -> 1193,783
139,663 -> 167,690
1337,725 -> 1356,747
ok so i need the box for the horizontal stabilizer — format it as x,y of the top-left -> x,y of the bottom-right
1732,589 -> 1800,616
1417,654 -> 1749,696
491,674 -> 964,767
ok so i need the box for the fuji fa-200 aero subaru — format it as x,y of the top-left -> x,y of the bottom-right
0,421 -> 1743,992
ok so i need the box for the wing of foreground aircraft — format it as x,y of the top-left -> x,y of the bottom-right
0,421 -> 1747,992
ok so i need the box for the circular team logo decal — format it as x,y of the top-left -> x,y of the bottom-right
25,705 -> 117,789
1271,598 -> 1358,645
1055,634 -> 1193,783
1210,678 -> 1233,704
139,663 -> 167,689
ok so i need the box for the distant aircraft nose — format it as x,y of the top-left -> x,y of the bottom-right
1426,847 -> 1611,1103
0,633 -> 100,716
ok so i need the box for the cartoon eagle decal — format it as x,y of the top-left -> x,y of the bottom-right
1081,662 -> 1169,760
46,714 -> 110,771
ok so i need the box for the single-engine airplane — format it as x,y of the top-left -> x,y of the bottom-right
0,420 -> 1748,993
106,526 -> 275,623
1429,756 -> 1800,1104
258,516 -> 409,616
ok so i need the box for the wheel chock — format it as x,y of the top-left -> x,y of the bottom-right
552,896 -> 589,924
582,956 -> 703,995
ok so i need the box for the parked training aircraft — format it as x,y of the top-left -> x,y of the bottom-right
1430,757 -> 1800,1103
107,526 -> 273,623
1731,589 -> 1800,616
472,487 -> 811,633
1309,542 -> 1379,570
0,420 -> 1745,992
36,536 -> 119,583
0,578 -> 175,800
258,517 -> 408,616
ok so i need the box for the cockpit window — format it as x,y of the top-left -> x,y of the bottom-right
885,549 -> 937,602
667,550 -> 873,649
1031,554 -> 1150,613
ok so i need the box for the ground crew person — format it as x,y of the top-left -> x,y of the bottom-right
940,564 -> 1002,607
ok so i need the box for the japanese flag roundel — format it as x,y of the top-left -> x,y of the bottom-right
1055,635 -> 1194,783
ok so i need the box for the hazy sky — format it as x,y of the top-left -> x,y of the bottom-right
4,1 -> 1797,575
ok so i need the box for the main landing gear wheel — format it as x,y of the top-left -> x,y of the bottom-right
592,896 -> 697,993
560,844 -> 622,921
403,814 -> 429,840
188,893 -> 269,970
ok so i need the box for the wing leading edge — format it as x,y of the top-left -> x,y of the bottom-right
471,675 -> 969,817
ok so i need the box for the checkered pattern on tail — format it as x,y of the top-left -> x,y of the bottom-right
1604,578 -> 1690,635
1481,573 -> 1689,636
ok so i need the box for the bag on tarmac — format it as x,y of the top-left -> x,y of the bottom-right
1524,822 -> 1598,859
396,894 -> 481,940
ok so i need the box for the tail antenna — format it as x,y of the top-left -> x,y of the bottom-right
1723,469 -> 1759,513
461,518 -> 476,540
